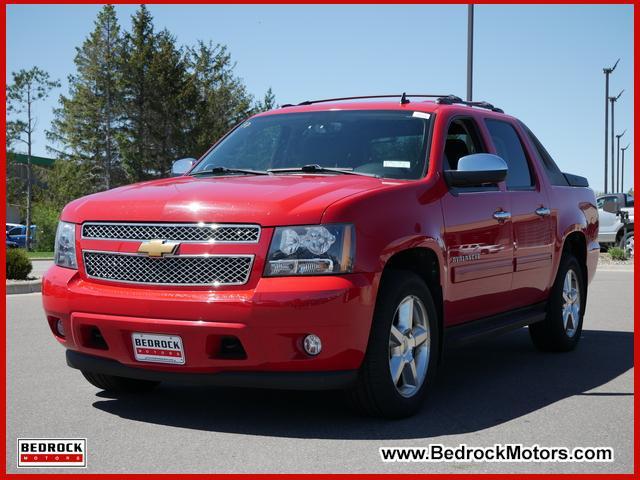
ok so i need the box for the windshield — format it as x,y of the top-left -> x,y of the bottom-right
192,110 -> 431,180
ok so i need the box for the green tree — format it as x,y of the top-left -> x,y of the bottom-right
30,160 -> 93,251
47,4 -> 276,188
146,30 -> 193,176
185,41 -> 255,156
118,4 -> 157,182
31,202 -> 60,252
48,4 -> 123,190
6,67 -> 60,250
34,159 -> 94,209
256,87 -> 277,112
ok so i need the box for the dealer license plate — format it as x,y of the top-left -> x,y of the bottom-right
132,333 -> 185,365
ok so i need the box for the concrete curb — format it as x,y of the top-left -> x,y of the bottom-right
6,278 -> 42,295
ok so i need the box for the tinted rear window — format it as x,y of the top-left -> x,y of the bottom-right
519,122 -> 568,186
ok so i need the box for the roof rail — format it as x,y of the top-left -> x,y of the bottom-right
435,95 -> 504,113
280,93 -> 455,108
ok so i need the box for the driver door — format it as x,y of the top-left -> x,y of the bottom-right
440,117 -> 515,326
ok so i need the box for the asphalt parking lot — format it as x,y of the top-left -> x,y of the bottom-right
6,268 -> 633,474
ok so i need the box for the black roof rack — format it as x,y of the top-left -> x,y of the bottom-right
280,93 -> 504,113
435,95 -> 504,113
280,93 -> 454,108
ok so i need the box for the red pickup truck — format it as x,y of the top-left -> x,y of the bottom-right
42,94 -> 599,418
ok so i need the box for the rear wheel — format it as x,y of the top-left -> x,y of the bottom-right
81,371 -> 160,393
529,253 -> 585,352
348,270 -> 439,418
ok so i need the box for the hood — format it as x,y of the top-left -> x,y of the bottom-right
62,174 -> 389,226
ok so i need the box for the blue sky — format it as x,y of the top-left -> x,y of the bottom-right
6,4 -> 634,192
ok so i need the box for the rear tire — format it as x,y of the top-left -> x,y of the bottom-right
529,253 -> 585,352
81,371 -> 160,393
347,270 -> 439,418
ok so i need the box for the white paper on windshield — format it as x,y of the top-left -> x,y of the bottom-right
384,161 -> 411,169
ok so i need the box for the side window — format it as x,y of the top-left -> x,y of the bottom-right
443,118 -> 485,171
598,196 -> 620,213
520,122 -> 568,186
485,119 -> 534,190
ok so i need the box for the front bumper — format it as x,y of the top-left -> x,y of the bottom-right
42,265 -> 377,383
66,350 -> 357,390
596,232 -> 618,245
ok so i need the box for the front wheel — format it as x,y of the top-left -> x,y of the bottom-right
529,253 -> 585,352
620,231 -> 634,258
348,270 -> 439,418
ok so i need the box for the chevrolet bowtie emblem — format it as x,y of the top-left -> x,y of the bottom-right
138,240 -> 180,257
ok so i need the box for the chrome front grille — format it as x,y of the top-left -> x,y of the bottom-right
83,251 -> 253,286
82,222 -> 260,243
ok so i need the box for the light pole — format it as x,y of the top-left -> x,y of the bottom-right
603,59 -> 619,194
609,90 -> 623,193
615,129 -> 626,192
621,143 -> 630,193
467,4 -> 474,101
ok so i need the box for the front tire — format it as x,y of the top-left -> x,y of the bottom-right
348,270 -> 439,418
81,371 -> 160,393
529,253 -> 585,352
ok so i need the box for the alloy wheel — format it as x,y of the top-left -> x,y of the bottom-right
388,295 -> 430,398
562,269 -> 581,338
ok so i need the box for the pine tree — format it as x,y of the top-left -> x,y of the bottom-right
118,4 -> 157,182
48,5 -> 123,190
7,67 -> 60,250
185,41 -> 255,156
47,4 -> 276,188
147,30 -> 192,176
257,87 -> 277,112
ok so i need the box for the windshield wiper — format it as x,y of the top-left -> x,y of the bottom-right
268,164 -> 379,178
190,167 -> 270,176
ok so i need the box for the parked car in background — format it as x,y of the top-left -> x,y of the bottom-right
6,223 -> 22,233
5,239 -> 19,249
597,193 -> 634,257
6,225 -> 37,249
43,94 -> 598,418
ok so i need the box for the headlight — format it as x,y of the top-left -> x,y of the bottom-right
54,221 -> 77,269
265,224 -> 355,276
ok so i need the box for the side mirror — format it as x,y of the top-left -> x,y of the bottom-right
444,153 -> 508,188
171,158 -> 196,177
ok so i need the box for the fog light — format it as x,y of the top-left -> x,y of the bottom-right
56,319 -> 65,337
303,334 -> 322,356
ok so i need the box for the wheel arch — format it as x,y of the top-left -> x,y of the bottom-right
562,231 -> 587,267
380,247 -> 444,362
560,230 -> 588,307
615,222 -> 633,243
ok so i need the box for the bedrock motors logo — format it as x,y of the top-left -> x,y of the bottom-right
17,439 -> 87,468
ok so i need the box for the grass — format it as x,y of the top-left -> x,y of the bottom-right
25,251 -> 54,260
607,247 -> 627,262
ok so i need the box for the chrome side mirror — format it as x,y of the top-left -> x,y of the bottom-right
444,153 -> 508,187
171,158 -> 196,177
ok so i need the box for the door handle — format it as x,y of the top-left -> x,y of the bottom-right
535,207 -> 551,217
493,210 -> 511,222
